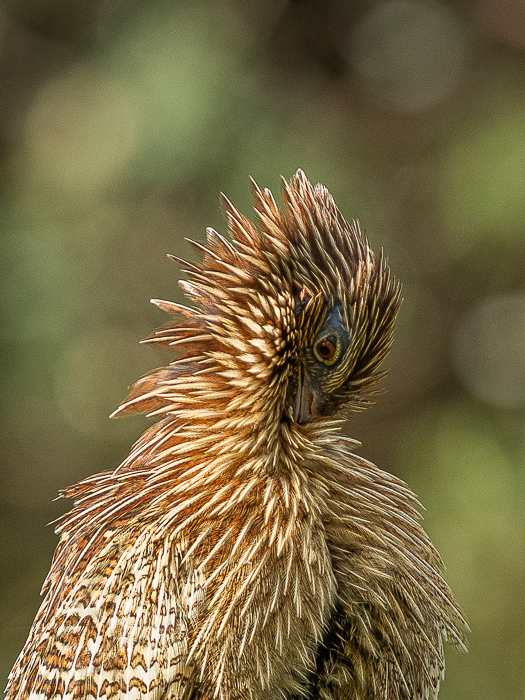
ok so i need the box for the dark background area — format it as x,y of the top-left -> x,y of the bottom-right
1,1 -> 525,698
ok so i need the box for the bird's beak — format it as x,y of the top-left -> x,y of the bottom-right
291,364 -> 316,424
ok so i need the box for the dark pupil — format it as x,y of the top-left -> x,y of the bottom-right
318,338 -> 335,358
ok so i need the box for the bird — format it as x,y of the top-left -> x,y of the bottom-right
6,170 -> 466,700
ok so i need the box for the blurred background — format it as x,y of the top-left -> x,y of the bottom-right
1,0 -> 524,697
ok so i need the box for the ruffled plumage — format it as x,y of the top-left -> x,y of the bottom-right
6,171 -> 466,700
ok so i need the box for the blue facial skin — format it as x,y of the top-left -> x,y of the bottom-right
293,303 -> 351,421
309,304 -> 349,373
287,300 -> 352,423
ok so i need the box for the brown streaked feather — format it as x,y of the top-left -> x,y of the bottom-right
6,170 -> 466,700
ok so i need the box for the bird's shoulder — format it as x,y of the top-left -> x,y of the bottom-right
6,523 -> 204,700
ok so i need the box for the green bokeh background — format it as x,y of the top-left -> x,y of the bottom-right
1,1 -> 525,698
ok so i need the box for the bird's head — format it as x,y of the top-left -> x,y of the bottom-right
113,170 -> 401,432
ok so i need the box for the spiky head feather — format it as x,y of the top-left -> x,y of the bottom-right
6,171 -> 466,700
113,170 -> 401,428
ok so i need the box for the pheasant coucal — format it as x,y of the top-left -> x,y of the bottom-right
7,171 -> 466,700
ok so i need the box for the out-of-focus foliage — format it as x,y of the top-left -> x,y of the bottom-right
1,1 -> 524,698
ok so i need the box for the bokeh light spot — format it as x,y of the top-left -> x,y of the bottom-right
24,64 -> 138,191
105,2 -> 253,182
452,293 -> 525,407
349,0 -> 469,111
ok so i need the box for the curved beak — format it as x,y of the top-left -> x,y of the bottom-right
290,364 -> 316,424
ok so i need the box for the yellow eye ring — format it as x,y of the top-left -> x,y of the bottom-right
314,335 -> 340,365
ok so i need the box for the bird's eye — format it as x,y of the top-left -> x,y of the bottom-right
314,335 -> 340,365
